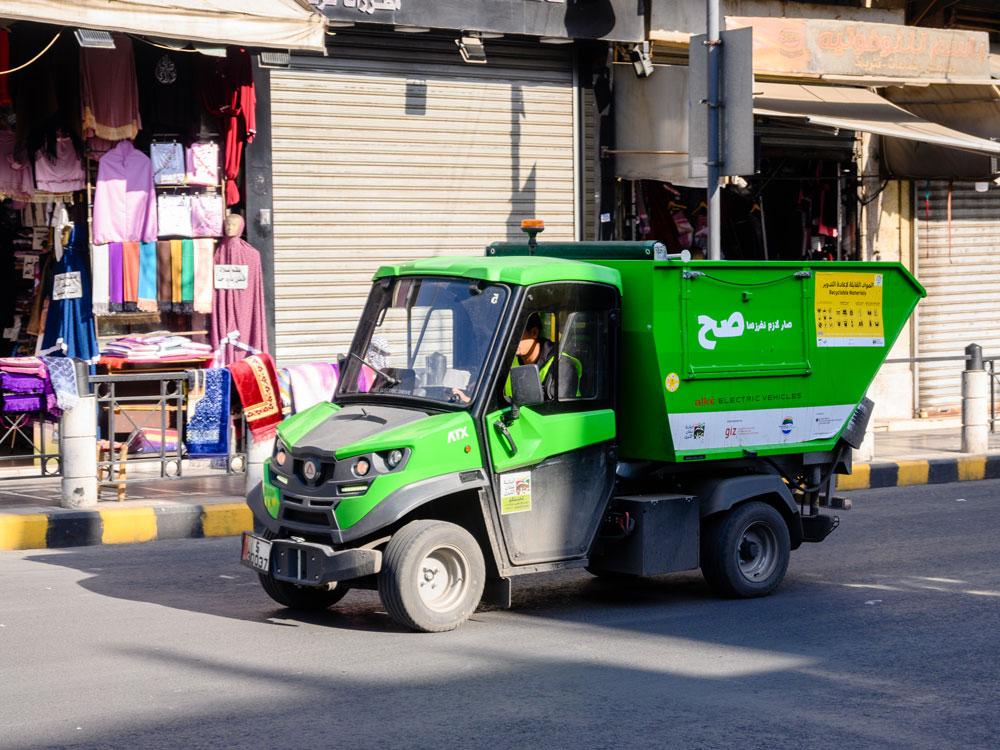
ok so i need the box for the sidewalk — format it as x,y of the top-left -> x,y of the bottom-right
839,428 -> 1000,491
0,473 -> 250,552
2,427 -> 999,551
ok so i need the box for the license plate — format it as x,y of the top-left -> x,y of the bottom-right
241,533 -> 272,573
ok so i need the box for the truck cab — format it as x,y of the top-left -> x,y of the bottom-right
243,238 -> 923,632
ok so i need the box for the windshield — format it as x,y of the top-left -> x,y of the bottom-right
339,276 -> 510,406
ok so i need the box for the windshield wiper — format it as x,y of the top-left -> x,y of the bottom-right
350,351 -> 400,387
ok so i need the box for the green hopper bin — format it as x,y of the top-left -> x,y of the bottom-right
488,242 -> 926,464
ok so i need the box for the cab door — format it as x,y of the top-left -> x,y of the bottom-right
484,282 -> 618,565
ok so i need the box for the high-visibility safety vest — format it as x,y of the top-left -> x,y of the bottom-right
504,352 -> 583,399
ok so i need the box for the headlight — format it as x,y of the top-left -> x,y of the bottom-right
352,458 -> 370,476
386,449 -> 404,469
274,439 -> 288,468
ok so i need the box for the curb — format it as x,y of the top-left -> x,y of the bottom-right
837,455 -> 1000,491
0,502 -> 252,552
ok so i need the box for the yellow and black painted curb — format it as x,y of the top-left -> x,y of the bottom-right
837,455 -> 1000,491
0,502 -> 252,552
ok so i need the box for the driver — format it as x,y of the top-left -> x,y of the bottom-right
504,313 -> 581,401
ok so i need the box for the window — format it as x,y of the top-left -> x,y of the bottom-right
499,282 -> 616,411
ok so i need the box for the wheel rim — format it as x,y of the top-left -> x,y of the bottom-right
737,521 -> 779,582
416,544 -> 469,613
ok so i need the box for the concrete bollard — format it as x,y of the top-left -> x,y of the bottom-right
60,393 -> 98,508
245,433 -> 275,496
853,410 -> 876,463
962,343 -> 989,455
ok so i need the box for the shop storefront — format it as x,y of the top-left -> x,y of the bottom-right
0,4 -> 324,490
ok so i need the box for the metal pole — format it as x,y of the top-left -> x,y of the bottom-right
706,0 -> 722,260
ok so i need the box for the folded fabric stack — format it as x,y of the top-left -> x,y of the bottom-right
101,333 -> 213,363
0,356 -> 60,421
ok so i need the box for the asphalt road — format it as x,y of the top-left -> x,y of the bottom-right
1,481 -> 998,750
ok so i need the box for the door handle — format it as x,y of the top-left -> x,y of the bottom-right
492,419 -> 518,455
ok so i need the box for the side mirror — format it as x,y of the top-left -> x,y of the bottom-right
510,364 -> 544,411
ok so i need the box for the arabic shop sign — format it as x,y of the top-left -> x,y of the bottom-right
728,16 -> 991,81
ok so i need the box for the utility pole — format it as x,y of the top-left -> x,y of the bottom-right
706,0 -> 722,260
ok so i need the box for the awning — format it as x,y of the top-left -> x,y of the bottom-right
754,82 -> 1000,157
0,0 -> 327,53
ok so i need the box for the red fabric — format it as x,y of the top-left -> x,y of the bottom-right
0,30 -> 11,107
201,48 -> 255,206
228,353 -> 281,440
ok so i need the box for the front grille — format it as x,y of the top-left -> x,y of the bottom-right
283,507 -> 329,526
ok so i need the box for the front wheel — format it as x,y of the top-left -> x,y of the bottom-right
700,501 -> 790,598
378,520 -> 485,632
257,572 -> 350,611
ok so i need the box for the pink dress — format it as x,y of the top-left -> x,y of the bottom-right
92,140 -> 158,244
0,131 -> 34,200
34,137 -> 85,193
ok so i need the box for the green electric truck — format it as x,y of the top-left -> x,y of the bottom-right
241,232 -> 924,632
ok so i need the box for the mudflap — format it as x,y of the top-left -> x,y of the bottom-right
800,513 -> 839,543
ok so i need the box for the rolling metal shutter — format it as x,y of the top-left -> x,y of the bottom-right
915,181 -> 1000,413
270,34 -> 577,364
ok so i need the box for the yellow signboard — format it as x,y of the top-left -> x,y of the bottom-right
815,272 -> 884,348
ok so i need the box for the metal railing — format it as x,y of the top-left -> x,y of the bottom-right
0,408 -> 62,480
884,347 -> 1000,433
90,370 -> 246,490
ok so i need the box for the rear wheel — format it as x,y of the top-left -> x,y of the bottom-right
378,520 -> 485,633
701,501 -> 790,598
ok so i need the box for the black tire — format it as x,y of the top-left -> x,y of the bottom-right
700,501 -> 791,598
254,529 -> 350,611
378,520 -> 486,633
257,571 -> 350,611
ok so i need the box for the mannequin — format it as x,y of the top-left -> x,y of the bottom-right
210,213 -> 268,364
224,213 -> 242,238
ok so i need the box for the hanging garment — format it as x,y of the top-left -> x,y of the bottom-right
0,30 -> 11,108
190,193 -> 224,237
210,215 -> 268,364
134,45 -> 195,137
169,239 -> 184,309
151,141 -> 185,185
34,137 -> 84,193
228,353 -> 281,440
81,33 -> 141,143
193,238 -> 215,314
185,142 -> 220,187
201,48 -> 256,205
42,229 -> 100,363
277,368 -> 293,416
137,241 -> 158,312
0,131 -> 35,201
156,240 -> 172,311
185,368 -> 232,456
42,355 -> 79,411
122,241 -> 141,310
49,202 -> 72,261
181,239 -> 195,308
93,141 -> 157,243
108,242 -> 124,312
91,243 -> 110,315
284,362 -> 340,414
156,193 -> 193,237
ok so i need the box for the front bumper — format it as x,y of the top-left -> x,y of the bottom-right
242,535 -> 382,586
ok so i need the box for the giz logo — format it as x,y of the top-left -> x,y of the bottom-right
447,426 -> 469,444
